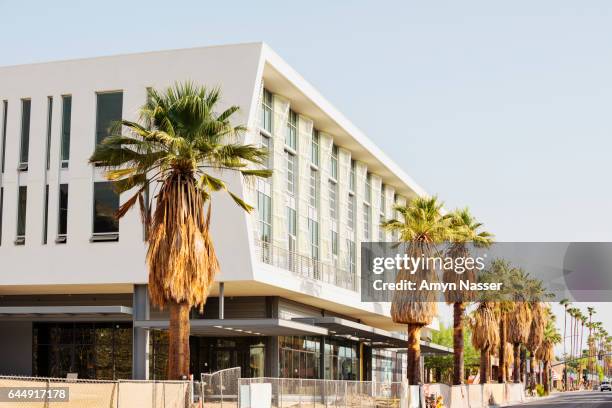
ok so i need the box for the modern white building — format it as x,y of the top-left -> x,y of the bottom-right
0,43 -> 449,381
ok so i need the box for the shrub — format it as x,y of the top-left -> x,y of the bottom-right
536,384 -> 547,397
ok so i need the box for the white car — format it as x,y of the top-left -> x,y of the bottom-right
600,381 -> 611,392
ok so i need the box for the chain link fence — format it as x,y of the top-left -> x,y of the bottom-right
239,378 -> 402,408
0,375 -> 192,408
199,367 -> 241,407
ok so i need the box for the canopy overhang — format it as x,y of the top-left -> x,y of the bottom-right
134,318 -> 329,337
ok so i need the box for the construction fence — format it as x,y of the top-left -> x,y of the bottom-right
0,375 -> 192,408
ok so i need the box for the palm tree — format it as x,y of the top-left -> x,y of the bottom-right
527,302 -> 546,389
469,300 -> 499,383
536,313 -> 561,394
381,196 -> 454,384
90,83 -> 271,379
560,298 -> 571,390
444,208 -> 493,385
502,267 -> 533,383
587,307 -> 596,387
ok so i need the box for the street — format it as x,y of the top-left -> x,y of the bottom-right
508,391 -> 612,407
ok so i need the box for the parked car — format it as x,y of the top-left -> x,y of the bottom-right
600,381 -> 611,392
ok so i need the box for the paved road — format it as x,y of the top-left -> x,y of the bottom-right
508,390 -> 612,407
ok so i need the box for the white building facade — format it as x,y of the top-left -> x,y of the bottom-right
0,43 -> 447,381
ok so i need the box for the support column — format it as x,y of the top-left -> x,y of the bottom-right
132,284 -> 150,380
265,336 -> 279,377
319,336 -> 326,379
219,282 -> 224,319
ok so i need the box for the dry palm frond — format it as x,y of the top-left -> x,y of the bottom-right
470,301 -> 500,351
505,342 -> 515,366
527,302 -> 546,353
508,301 -> 533,344
147,174 -> 219,311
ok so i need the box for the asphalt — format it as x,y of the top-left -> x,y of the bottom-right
507,390 -> 612,407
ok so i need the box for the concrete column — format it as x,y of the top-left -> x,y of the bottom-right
265,336 -> 279,377
319,336 -> 326,379
132,284 -> 150,379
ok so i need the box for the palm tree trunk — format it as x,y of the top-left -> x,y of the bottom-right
520,347 -> 527,384
529,355 -> 535,388
563,307 -> 567,390
407,324 -> 422,385
543,360 -> 550,394
513,343 -> 521,383
453,302 -> 465,385
480,346 -> 490,383
498,316 -> 506,383
168,300 -> 191,380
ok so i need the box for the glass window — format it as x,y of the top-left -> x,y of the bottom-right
328,180 -> 337,221
61,96 -> 72,167
257,191 -> 271,243
58,184 -> 69,238
331,230 -> 338,256
379,214 -> 385,242
45,97 -> 53,170
16,186 -> 27,240
349,160 -> 356,192
278,336 -> 321,379
1,101 -> 6,172
308,218 -> 319,261
347,239 -> 356,274
261,134 -> 272,170
330,145 -> 338,180
261,89 -> 273,133
96,92 -> 123,145
311,129 -> 319,166
380,184 -> 386,214
365,173 -> 371,203
43,185 -> 49,244
286,109 -> 297,150
347,194 -> 355,230
93,182 -> 119,235
286,152 -> 296,195
287,207 -> 297,264
19,99 -> 31,165
309,168 -> 318,208
363,203 -> 371,241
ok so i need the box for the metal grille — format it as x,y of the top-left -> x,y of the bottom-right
254,239 -> 357,291
200,367 -> 241,407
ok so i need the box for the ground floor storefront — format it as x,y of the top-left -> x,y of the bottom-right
0,289 -> 451,381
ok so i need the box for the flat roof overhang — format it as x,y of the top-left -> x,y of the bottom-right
134,318 -> 329,337
0,306 -> 133,321
293,316 -> 452,354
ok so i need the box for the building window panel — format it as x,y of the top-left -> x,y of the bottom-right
96,92 -> 123,146
347,194 -> 355,230
331,230 -> 338,257
311,129 -> 319,166
365,173 -> 371,204
308,219 -> 319,261
261,134 -> 272,170
286,152 -> 296,195
61,96 -> 72,168
309,168 -> 318,208
58,184 -> 69,242
328,180 -> 338,221
16,186 -> 27,243
347,239 -> 356,275
349,160 -> 356,192
363,203 -> 371,241
261,89 -> 273,133
43,185 -> 49,244
45,97 -> 53,170
1,101 -> 7,173
19,99 -> 31,167
286,109 -> 297,150
93,182 -> 119,237
257,191 -> 271,243
330,145 -> 338,180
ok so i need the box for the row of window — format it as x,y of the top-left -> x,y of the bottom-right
0,182 -> 119,246
257,89 -> 398,277
0,92 -> 121,173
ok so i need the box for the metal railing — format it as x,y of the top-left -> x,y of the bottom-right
254,239 -> 357,291
239,377 -> 402,408
200,367 -> 241,407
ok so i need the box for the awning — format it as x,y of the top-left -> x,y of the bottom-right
293,316 -> 452,354
0,306 -> 133,320
134,318 -> 329,337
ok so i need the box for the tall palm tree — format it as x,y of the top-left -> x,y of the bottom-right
501,267 -> 533,383
587,307 -> 596,386
90,83 -> 271,379
536,313 -> 561,394
444,208 -> 493,385
469,300 -> 499,384
560,298 -> 571,390
381,196 -> 454,384
527,302 -> 546,389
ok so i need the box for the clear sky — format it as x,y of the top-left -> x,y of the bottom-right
1,0 -> 611,351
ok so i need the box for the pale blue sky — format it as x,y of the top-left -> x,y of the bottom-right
1,1 -> 611,342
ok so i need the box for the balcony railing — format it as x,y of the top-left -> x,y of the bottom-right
254,239 -> 357,291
